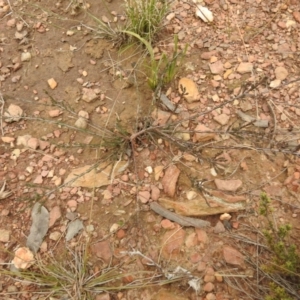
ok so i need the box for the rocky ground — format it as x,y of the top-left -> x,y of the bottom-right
0,0 -> 300,299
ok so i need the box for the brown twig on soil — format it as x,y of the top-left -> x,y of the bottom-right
149,202 -> 210,228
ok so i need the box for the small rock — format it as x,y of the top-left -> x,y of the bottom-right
20,52 -> 31,62
110,223 -> 119,233
151,109 -> 171,126
78,110 -> 89,119
214,179 -> 242,192
193,124 -> 216,142
27,137 -> 39,150
220,213 -> 231,221
186,190 -> 197,200
237,62 -> 253,74
1,136 -> 15,143
213,114 -> 230,125
223,246 -> 244,267
293,11 -> 300,23
161,165 -> 180,197
195,228 -> 208,243
161,219 -> 175,229
67,200 -> 77,212
75,117 -> 88,129
12,247 -> 34,269
0,229 -> 10,242
49,206 -> 61,227
209,61 -> 224,74
138,190 -> 150,203
151,184 -> 160,201
49,231 -> 61,241
17,135 -> 31,147
185,232 -> 198,248
91,240 -> 112,263
206,293 -> 216,300
270,79 -> 281,88
204,282 -> 214,292
82,88 -> 98,102
4,104 -> 23,122
33,175 -> 43,184
47,78 -> 57,89
201,50 -> 218,60
274,66 -> 288,80
178,78 -> 199,103
6,18 -> 16,27
213,221 -> 226,233
162,226 -> 186,259
166,12 -> 175,21
48,109 -> 61,117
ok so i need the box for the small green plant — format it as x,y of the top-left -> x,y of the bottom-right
147,35 -> 187,90
259,193 -> 300,299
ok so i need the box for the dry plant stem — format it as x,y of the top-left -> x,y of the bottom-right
0,93 -> 5,136
150,202 -> 211,228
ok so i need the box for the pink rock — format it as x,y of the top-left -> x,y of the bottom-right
190,252 -> 201,263
48,110 -> 61,117
223,246 -> 244,267
213,221 -> 226,233
213,114 -> 230,125
138,190 -> 150,203
201,50 -> 218,60
195,228 -> 208,243
1,136 -> 15,143
27,137 -> 39,150
12,247 -> 34,269
151,109 -> 171,126
95,294 -> 110,300
162,226 -> 186,259
206,293 -> 216,300
197,261 -> 207,272
33,175 -> 43,184
209,61 -> 224,74
237,62 -> 253,74
204,282 -> 215,292
91,240 -> 112,263
67,200 -> 77,212
151,184 -> 160,201
161,219 -> 175,229
293,11 -> 300,23
214,179 -> 242,192
49,206 -> 61,227
39,140 -> 50,150
193,124 -> 216,142
185,232 -> 198,248
161,165 -> 180,197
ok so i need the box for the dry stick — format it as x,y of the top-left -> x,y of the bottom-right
149,202 -> 210,228
0,93 -> 5,136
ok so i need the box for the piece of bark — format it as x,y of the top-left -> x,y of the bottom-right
150,202 -> 210,228
236,110 -> 268,128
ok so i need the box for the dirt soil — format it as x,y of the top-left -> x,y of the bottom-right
0,0 -> 300,299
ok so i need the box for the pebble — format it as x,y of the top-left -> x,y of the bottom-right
209,60 -> 224,74
49,231 -> 61,241
21,52 -> 31,62
75,117 -> 88,129
178,77 -> 199,103
223,246 -> 244,267
213,114 -> 230,125
214,179 -> 242,192
47,78 -> 58,89
274,66 -> 288,80
0,229 -> 10,242
237,62 -> 253,74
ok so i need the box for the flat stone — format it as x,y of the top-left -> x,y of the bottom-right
161,165 -> 180,197
209,60 -> 224,74
223,246 -> 244,267
12,247 -> 34,269
82,88 -> 98,102
47,78 -> 57,89
49,231 -> 61,241
91,240 -> 112,264
4,104 -> 23,122
270,79 -> 281,88
178,77 -> 199,103
151,185 -> 160,201
214,179 -> 242,192
0,229 -> 10,242
213,221 -> 226,233
204,282 -> 215,292
193,124 -> 216,142
237,62 -> 253,74
195,228 -> 208,243
161,226 -> 185,259
138,190 -> 150,203
274,66 -> 288,80
161,219 -> 175,229
48,206 -> 61,227
293,11 -> 300,23
201,50 -> 218,60
213,114 -> 230,125
27,137 -> 39,150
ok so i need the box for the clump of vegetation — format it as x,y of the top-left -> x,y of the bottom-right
124,0 -> 168,44
147,35 -> 187,90
259,193 -> 300,300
